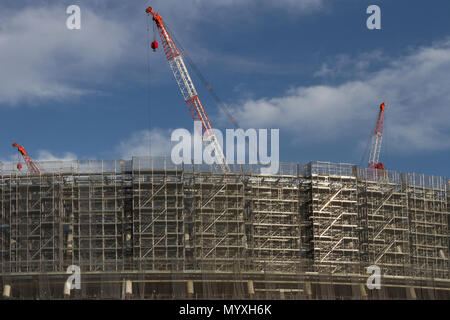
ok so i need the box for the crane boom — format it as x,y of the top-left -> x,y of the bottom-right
12,142 -> 40,175
368,102 -> 386,170
146,6 -> 229,172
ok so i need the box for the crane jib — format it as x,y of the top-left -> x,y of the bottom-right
367,102 -> 386,170
147,6 -> 230,173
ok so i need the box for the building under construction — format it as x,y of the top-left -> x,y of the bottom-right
0,156 -> 449,299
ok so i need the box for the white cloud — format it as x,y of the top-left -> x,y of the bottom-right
230,39 -> 450,153
314,50 -> 387,78
271,0 -> 324,11
35,150 -> 77,161
0,150 -> 77,163
0,1 -> 327,105
150,0 -> 324,18
0,5 -> 130,105
0,149 -> 78,174
116,129 -> 173,159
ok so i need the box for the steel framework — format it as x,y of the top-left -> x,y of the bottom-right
0,158 -> 449,299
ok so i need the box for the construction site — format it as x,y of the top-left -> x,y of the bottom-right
0,157 -> 449,299
0,5 -> 449,300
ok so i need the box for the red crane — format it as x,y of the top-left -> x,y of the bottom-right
368,102 -> 386,170
146,6 -> 229,173
12,142 -> 40,175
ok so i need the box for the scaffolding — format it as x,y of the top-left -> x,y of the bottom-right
245,164 -> 301,274
406,173 -> 449,279
358,169 -> 411,276
0,158 -> 449,299
1,172 -> 63,273
132,158 -> 185,271
300,162 -> 360,274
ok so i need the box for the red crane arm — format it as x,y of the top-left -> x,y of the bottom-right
12,142 -> 40,175
374,102 -> 385,136
368,102 -> 386,170
146,6 -> 229,173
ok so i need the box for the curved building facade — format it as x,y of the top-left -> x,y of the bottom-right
0,158 -> 449,299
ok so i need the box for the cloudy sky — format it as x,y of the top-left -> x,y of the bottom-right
0,0 -> 450,177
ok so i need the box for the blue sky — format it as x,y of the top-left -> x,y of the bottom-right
1,0 -> 450,177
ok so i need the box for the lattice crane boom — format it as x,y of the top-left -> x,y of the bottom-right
368,102 -> 386,170
146,6 -> 229,173
12,142 -> 40,175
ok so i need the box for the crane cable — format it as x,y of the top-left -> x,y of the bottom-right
383,112 -> 390,170
17,151 -> 21,171
146,14 -> 153,158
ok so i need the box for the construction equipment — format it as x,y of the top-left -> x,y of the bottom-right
12,142 -> 40,175
151,40 -> 159,52
367,102 -> 386,170
146,6 -> 230,173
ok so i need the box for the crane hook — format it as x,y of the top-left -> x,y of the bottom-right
151,40 -> 159,52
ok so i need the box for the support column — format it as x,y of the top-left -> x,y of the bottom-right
247,280 -> 254,300
2,284 -> 11,299
63,282 -> 71,299
407,286 -> 417,300
187,280 -> 194,299
360,283 -> 368,300
305,282 -> 313,300
125,280 -> 132,299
